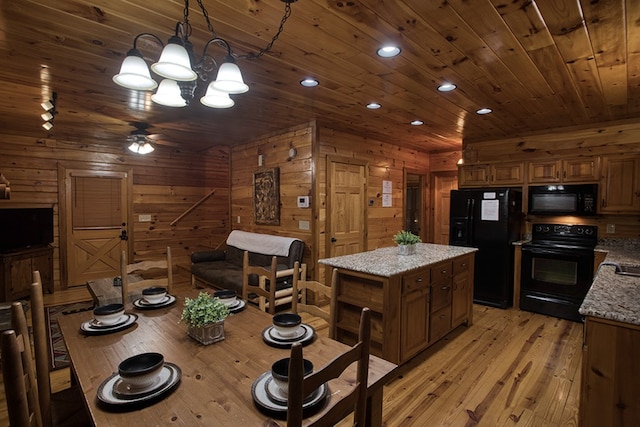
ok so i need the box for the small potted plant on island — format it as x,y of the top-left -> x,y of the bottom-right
180,292 -> 230,345
393,230 -> 421,255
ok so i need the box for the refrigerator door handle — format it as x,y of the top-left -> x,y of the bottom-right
467,198 -> 475,245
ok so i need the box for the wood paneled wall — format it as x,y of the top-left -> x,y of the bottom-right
230,122 -> 315,271
316,127 -> 432,278
463,119 -> 640,238
0,133 -> 230,291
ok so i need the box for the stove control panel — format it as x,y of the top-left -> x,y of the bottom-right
531,223 -> 598,247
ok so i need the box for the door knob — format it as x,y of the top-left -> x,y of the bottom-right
120,230 -> 128,241
330,237 -> 337,243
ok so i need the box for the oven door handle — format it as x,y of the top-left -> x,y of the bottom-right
522,246 -> 586,260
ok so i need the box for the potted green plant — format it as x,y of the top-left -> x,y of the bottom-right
393,230 -> 421,255
180,292 -> 230,345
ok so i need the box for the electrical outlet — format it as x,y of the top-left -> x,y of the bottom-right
606,224 -> 615,233
139,214 -> 152,222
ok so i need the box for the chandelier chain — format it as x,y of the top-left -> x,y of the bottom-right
194,0 -> 292,60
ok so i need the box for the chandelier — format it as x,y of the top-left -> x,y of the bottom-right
113,0 -> 296,109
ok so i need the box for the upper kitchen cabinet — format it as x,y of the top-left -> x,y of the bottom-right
600,155 -> 640,213
528,157 -> 600,184
459,162 -> 524,187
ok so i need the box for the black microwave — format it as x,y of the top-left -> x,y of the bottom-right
528,184 -> 597,216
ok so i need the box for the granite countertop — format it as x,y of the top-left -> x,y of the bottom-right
579,239 -> 640,326
318,243 -> 477,277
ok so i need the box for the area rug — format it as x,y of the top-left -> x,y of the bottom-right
46,302 -> 94,370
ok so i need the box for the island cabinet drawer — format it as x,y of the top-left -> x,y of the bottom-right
431,280 -> 452,313
429,306 -> 452,342
432,261 -> 453,283
453,256 -> 470,275
402,268 -> 430,293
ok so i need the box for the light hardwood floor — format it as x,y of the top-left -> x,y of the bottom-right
0,274 -> 583,426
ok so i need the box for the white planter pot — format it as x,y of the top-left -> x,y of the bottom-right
187,320 -> 225,345
397,244 -> 416,255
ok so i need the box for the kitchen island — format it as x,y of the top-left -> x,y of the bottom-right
319,244 -> 477,365
579,241 -> 640,427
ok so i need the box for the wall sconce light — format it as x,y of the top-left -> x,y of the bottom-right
41,91 -> 57,130
288,145 -> 297,159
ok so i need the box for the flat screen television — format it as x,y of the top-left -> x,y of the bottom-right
0,207 -> 54,252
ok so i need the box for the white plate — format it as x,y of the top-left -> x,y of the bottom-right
88,314 -> 128,329
229,299 -> 246,314
261,324 -> 315,349
81,313 -> 137,335
251,371 -> 328,418
139,295 -> 170,305
264,376 -> 321,405
97,362 -> 181,408
269,325 -> 305,341
133,295 -> 176,310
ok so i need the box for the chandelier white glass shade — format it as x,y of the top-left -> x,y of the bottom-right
151,79 -> 188,107
113,53 -> 158,90
200,84 -> 234,108
112,0 -> 296,108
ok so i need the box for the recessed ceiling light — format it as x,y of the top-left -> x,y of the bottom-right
377,45 -> 401,58
437,83 -> 457,92
476,108 -> 493,115
366,103 -> 381,109
410,120 -> 424,126
300,78 -> 319,87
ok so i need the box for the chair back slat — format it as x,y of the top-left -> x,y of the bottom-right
291,264 -> 336,338
242,251 -> 278,314
121,247 -> 173,304
30,278 -> 52,427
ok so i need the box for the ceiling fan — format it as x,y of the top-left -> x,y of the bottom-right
126,122 -> 161,154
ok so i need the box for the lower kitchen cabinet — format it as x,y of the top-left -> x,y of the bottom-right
331,253 -> 475,365
580,316 -> 640,426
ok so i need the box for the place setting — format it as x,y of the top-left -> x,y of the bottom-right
97,352 -> 181,410
133,286 -> 177,310
213,289 -> 246,314
80,303 -> 138,335
251,355 -> 328,419
261,313 -> 315,348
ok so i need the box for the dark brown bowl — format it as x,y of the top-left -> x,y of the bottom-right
118,352 -> 165,389
271,357 -> 313,383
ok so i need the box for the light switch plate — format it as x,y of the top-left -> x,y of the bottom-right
139,214 -> 152,222
299,220 -> 310,230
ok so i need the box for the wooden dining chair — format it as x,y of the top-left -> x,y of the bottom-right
291,262 -> 336,339
120,246 -> 173,304
30,273 -> 91,427
3,301 -> 43,427
1,329 -> 41,427
287,307 -> 371,426
242,250 -> 278,314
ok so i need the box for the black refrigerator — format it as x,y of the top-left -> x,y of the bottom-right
449,188 -> 522,308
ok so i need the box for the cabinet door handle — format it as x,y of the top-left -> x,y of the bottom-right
441,269 -> 447,274
441,285 -> 449,291
415,277 -> 423,283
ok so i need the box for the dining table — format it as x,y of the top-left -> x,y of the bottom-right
58,288 -> 398,426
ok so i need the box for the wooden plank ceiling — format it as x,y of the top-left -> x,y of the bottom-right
0,0 -> 638,154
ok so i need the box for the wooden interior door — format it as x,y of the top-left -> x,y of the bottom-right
431,172 -> 458,244
60,167 -> 132,287
327,159 -> 367,257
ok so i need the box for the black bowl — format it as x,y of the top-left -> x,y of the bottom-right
213,289 -> 237,299
93,303 -> 124,316
118,352 -> 165,388
271,357 -> 313,383
142,287 -> 167,296
272,313 -> 302,328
